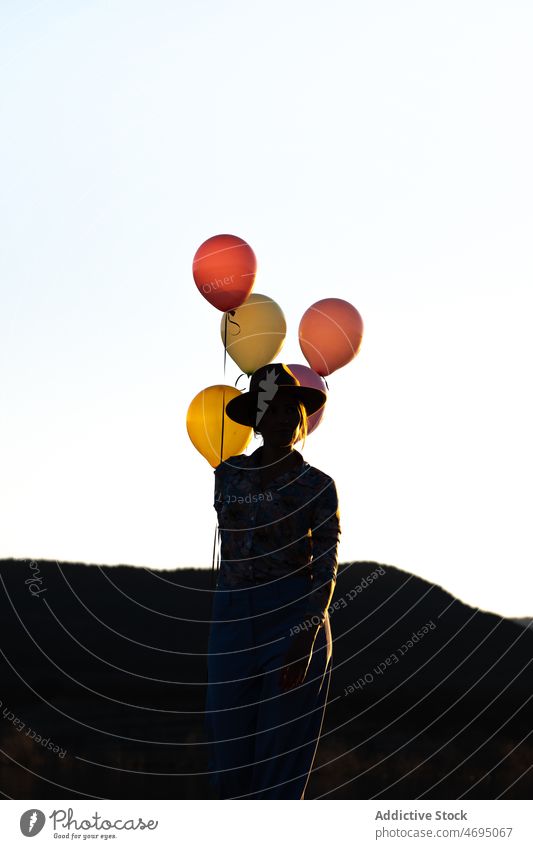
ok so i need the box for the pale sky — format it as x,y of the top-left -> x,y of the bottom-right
1,0 -> 532,617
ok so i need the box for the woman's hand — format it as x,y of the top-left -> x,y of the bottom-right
279,626 -> 320,691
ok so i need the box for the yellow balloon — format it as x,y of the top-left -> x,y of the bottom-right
186,385 -> 253,468
220,293 -> 287,375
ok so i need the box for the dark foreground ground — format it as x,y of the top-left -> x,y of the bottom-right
1,559 -> 532,799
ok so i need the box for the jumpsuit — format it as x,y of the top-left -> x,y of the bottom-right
204,448 -> 340,800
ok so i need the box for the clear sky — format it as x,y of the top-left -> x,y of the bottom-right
1,0 -> 532,617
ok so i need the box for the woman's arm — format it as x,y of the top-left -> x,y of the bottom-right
304,477 -> 342,626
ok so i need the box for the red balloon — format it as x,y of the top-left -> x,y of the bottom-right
192,234 -> 257,312
299,298 -> 363,376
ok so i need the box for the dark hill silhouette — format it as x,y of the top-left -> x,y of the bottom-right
0,558 -> 532,799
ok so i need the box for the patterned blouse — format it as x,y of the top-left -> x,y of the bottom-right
213,446 -> 342,625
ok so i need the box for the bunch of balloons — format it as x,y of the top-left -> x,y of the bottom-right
186,234 -> 364,467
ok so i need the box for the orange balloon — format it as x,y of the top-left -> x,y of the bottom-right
298,298 -> 363,376
193,234 -> 257,312
186,385 -> 252,468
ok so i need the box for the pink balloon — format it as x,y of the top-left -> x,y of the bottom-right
286,363 -> 327,435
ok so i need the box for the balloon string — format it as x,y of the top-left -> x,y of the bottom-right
211,524 -> 219,591
220,311 -> 228,465
226,310 -> 241,337
212,311 -> 229,588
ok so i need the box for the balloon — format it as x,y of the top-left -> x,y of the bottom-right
220,293 -> 287,375
286,363 -> 328,435
193,234 -> 257,312
186,385 -> 252,468
298,298 -> 363,376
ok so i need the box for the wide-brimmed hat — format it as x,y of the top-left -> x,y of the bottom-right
225,363 -> 327,429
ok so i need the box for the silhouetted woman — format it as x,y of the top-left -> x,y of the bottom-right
205,363 -> 341,799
